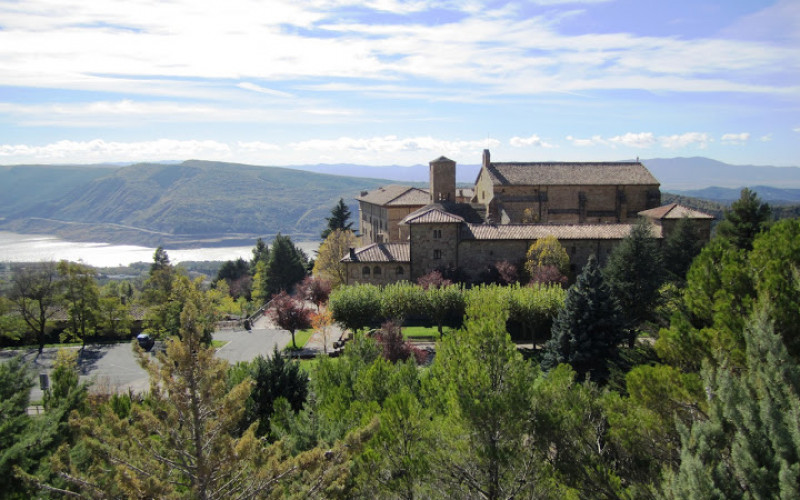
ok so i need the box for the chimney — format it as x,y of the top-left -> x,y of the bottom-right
482,149 -> 491,170
360,190 -> 368,197
349,247 -> 357,260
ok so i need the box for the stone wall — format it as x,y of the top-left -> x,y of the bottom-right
409,222 -> 460,281
345,261 -> 410,285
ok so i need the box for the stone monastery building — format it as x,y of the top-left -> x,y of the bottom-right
342,150 -> 713,285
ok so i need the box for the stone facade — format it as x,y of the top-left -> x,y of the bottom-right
343,150 -> 713,285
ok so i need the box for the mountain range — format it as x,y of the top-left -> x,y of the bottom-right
0,156 -> 798,247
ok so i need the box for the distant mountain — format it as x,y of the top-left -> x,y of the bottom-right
0,161 -> 391,247
641,157 -> 800,190
288,163 -> 482,184
670,186 -> 800,204
288,157 -> 800,191
0,164 -> 120,214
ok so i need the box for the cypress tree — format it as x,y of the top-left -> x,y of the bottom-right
264,233 -> 307,297
542,255 -> 624,382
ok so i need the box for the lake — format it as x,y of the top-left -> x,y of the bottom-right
0,231 -> 320,267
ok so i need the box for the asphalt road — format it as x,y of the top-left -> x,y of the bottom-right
1,323 -> 291,402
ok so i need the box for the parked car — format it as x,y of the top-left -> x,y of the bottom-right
136,333 -> 155,351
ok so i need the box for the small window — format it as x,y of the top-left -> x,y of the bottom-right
362,266 -> 371,277
396,266 -> 404,275
433,229 -> 442,239
433,249 -> 442,260
373,266 -> 382,275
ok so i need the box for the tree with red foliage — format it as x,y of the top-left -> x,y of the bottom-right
298,275 -> 332,311
416,270 -> 452,290
529,265 -> 568,287
267,291 -> 312,349
494,260 -> 519,285
373,320 -> 427,364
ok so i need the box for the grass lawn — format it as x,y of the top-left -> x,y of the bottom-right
401,325 -> 452,341
284,328 -> 314,351
210,340 -> 229,349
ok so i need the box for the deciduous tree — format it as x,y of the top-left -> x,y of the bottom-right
58,260 -> 100,347
9,262 -> 61,354
267,291 -> 312,349
312,229 -> 359,288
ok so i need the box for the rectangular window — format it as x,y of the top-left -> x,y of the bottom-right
433,229 -> 442,239
433,249 -> 442,260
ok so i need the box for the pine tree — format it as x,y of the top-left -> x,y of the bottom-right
663,216 -> 704,282
321,198 -> 353,240
543,255 -> 625,382
603,218 -> 665,346
663,307 -> 800,499
264,233 -> 308,297
716,187 -> 771,251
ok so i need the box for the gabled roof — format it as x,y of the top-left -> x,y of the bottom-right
356,185 -> 429,206
639,203 -> 715,220
340,242 -> 410,263
461,223 -> 663,240
401,206 -> 465,224
483,161 -> 659,186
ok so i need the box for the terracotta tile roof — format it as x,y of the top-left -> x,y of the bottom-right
341,242 -> 410,263
639,203 -> 715,220
386,188 -> 430,206
485,161 -> 659,186
357,185 -> 427,206
461,223 -> 662,240
402,206 -> 465,224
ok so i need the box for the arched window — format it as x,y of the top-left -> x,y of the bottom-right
362,266 -> 371,276
396,266 -> 404,275
373,266 -> 382,275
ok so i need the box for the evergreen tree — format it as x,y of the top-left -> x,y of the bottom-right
543,255 -> 625,382
264,233 -> 308,296
716,187 -> 771,251
663,308 -> 800,499
603,218 -> 665,346
230,346 -> 309,437
663,216 -> 704,282
321,198 -> 353,240
427,292 -> 545,499
250,237 -> 270,268
42,291 -> 291,498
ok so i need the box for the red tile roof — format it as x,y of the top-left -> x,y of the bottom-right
341,242 -> 410,263
461,222 -> 662,240
485,161 -> 659,186
639,203 -> 714,220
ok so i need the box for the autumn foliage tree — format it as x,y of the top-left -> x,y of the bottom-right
267,291 -> 312,349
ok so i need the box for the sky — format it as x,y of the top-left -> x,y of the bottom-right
0,0 -> 798,168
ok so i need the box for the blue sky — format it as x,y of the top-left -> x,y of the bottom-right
0,0 -> 797,167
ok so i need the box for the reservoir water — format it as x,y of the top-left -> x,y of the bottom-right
0,231 -> 319,267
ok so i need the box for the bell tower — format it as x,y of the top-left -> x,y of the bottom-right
429,156 -> 456,203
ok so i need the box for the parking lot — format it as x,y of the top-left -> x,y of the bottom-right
1,325 -> 292,402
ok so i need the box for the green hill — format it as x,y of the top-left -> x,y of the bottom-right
0,161 -> 389,246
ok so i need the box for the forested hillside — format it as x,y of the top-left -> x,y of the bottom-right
0,161 -> 389,246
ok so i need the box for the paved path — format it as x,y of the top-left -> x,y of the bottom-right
1,322 -> 292,401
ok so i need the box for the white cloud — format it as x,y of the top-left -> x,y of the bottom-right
760,134 -> 773,142
289,135 -> 500,155
566,135 -> 607,147
509,134 -> 555,148
721,132 -> 750,145
659,132 -> 711,149
237,83 -> 293,98
0,139 -> 232,162
608,132 -> 656,148
794,127 -> 800,133
237,141 -> 281,151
